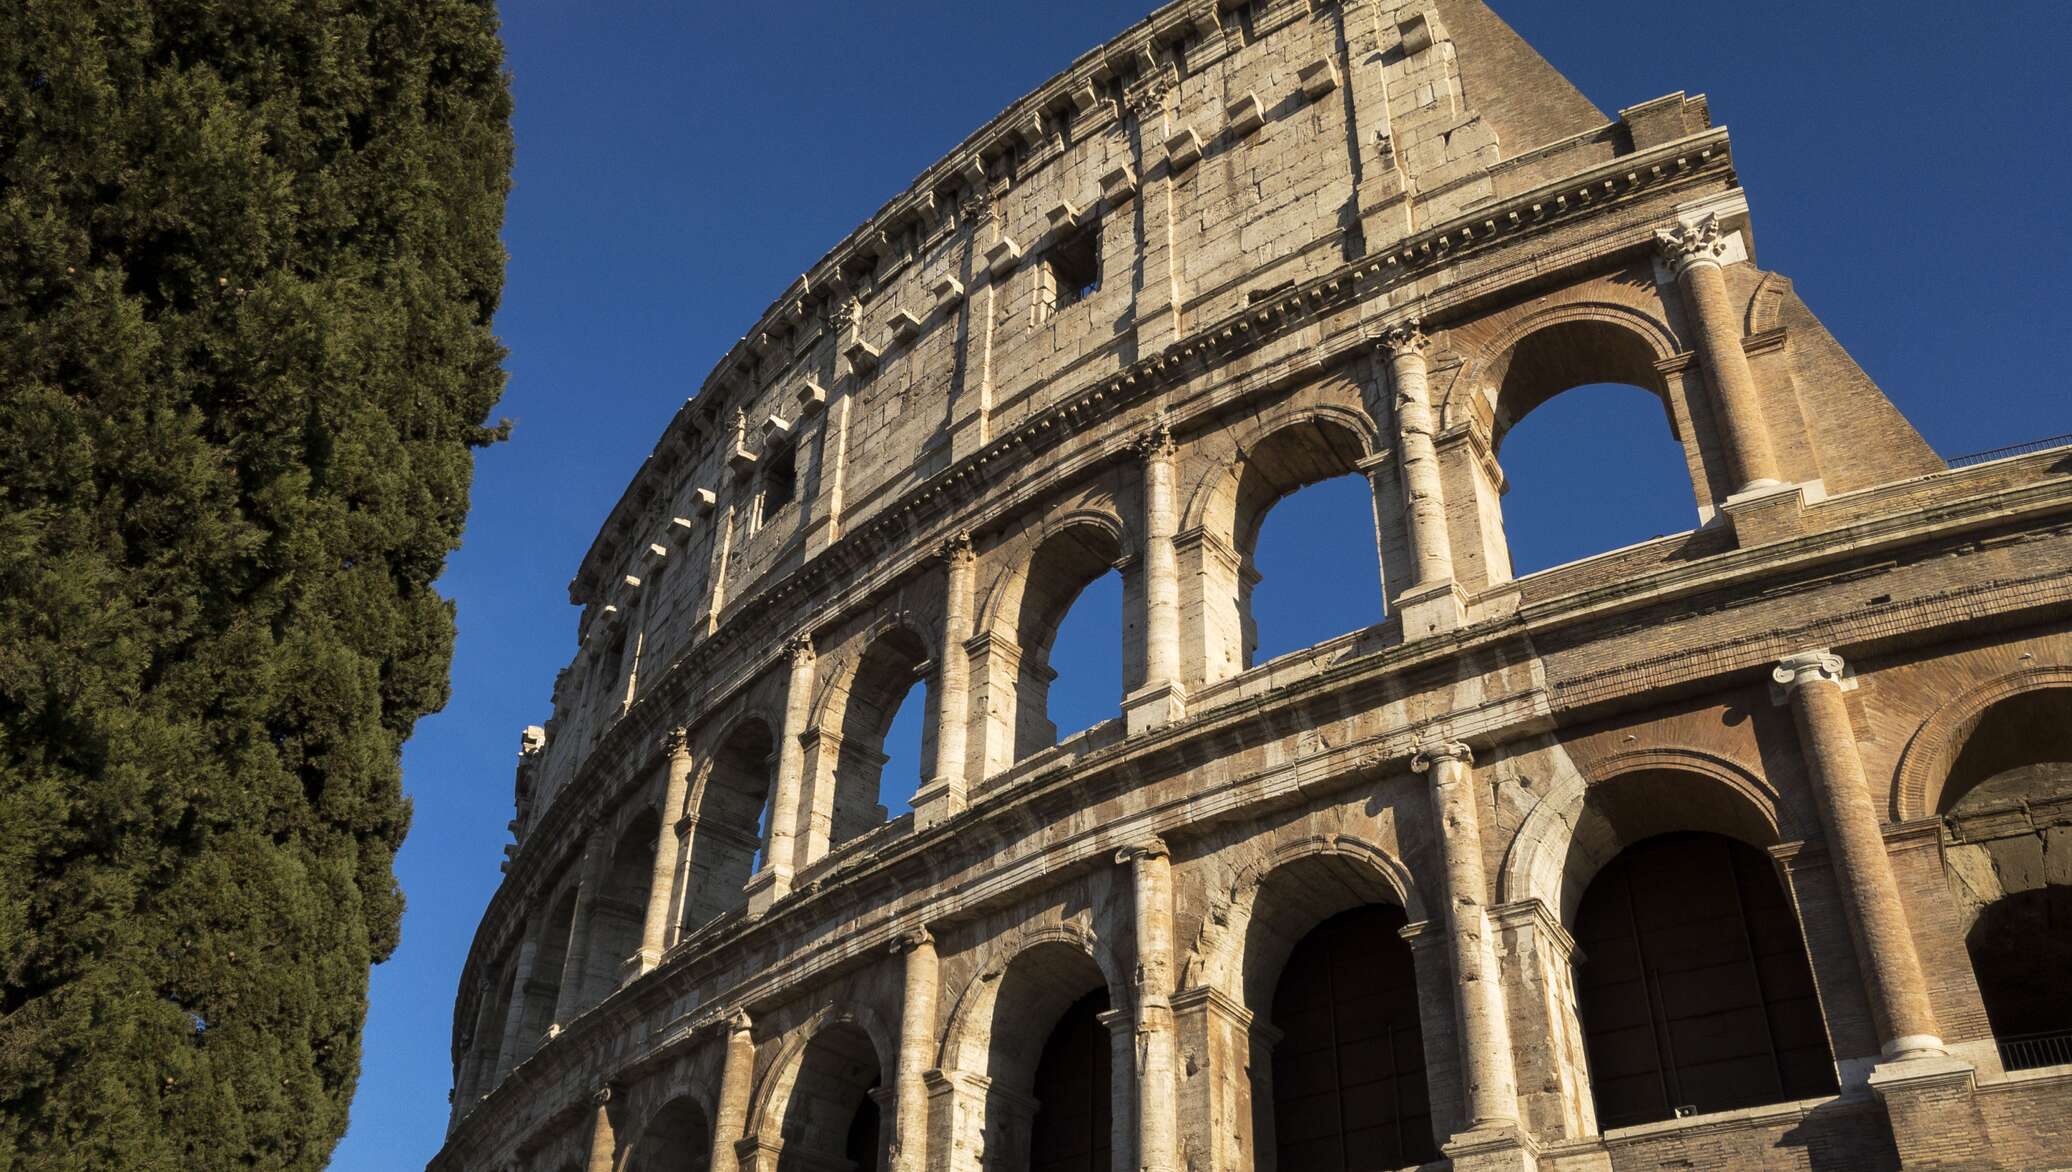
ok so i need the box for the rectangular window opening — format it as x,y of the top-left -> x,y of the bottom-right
759,444 -> 797,526
1047,222 -> 1102,314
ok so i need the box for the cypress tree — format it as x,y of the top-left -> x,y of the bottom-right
0,2 -> 512,1167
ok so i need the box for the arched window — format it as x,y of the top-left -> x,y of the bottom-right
1029,989 -> 1113,1172
819,628 -> 929,853
1480,320 -> 1702,578
627,1095 -> 711,1172
586,809 -> 658,1006
1193,416 -> 1380,684
1044,569 -> 1122,746
775,1022 -> 884,1171
1002,522 -> 1125,763
681,719 -> 775,931
517,887 -> 578,1060
1268,904 -> 1435,1170
1573,832 -> 1836,1127
1935,686 -> 2072,1069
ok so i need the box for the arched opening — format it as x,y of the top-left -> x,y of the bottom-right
878,681 -> 925,821
1215,417 -> 1381,671
681,718 -> 775,931
775,1021 -> 885,1171
587,808 -> 658,1006
1010,524 -> 1125,760
1481,320 -> 1699,577
627,1095 -> 712,1172
1572,831 -> 1836,1128
952,940 -> 1118,1171
1268,904 -> 1435,1171
1936,686 -> 2072,1069
1029,989 -> 1113,1172
517,887 -> 578,1059
823,627 -> 930,847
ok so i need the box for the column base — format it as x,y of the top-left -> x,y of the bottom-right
1396,579 -> 1468,640
1442,1122 -> 1538,1172
1123,680 -> 1188,735
1867,1053 -> 1994,1170
910,775 -> 966,830
743,864 -> 791,916
1721,479 -> 1824,548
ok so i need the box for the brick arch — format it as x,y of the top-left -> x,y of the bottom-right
1195,830 -> 1425,1011
1445,302 -> 1681,445
1892,666 -> 2072,820
747,1001 -> 898,1157
1499,745 -> 1792,924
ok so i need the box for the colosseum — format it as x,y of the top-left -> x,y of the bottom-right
433,2 -> 2072,1169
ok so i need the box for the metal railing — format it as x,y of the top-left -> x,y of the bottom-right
1997,1029 -> 2072,1071
1947,433 -> 2072,468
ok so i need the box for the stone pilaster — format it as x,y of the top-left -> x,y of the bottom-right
1384,323 -> 1467,636
584,1086 -> 617,1172
1656,214 -> 1781,496
916,534 -> 975,828
890,928 -> 938,1172
554,836 -> 610,1024
1171,984 -> 1259,1172
1125,423 -> 1187,733
1120,838 -> 1177,1172
635,727 -> 693,973
709,1011 -> 756,1172
748,635 -> 815,913
1413,742 -> 1532,1169
493,922 -> 540,1080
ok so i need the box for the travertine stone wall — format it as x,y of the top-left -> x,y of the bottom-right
438,3 -> 2072,1170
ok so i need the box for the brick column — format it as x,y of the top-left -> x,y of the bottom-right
1125,423 -> 1187,733
710,1011 -> 756,1172
1383,324 -> 1466,635
1656,214 -> 1781,495
1120,838 -> 1177,1172
1772,651 -> 1943,1058
749,635 -> 815,913
890,928 -> 938,1172
584,1086 -> 617,1172
635,728 -> 694,973
916,534 -> 975,828
1412,742 -> 1526,1154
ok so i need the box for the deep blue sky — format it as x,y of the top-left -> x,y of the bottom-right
332,2 -> 2068,1166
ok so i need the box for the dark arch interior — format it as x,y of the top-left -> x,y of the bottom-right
629,1095 -> 712,1172
1267,903 -> 1435,1171
517,887 -> 579,1056
587,808 -> 659,1006
681,719 -> 775,930
1940,688 -> 2072,816
1967,886 -> 2072,1068
832,627 -> 931,846
1574,831 -> 1835,1128
1029,988 -> 1112,1172
777,1022 -> 883,1171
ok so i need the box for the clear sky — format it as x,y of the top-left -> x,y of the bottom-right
331,2 -> 2069,1167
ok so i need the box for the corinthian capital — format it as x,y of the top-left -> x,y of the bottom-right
1411,740 -> 1473,772
785,633 -> 816,665
1379,320 -> 1429,360
1772,650 -> 1846,694
936,531 -> 976,565
663,725 -> 691,758
1654,212 -> 1729,272
1129,418 -> 1176,461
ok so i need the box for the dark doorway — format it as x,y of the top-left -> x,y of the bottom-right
1029,988 -> 1112,1172
844,1076 -> 882,1170
1269,903 -> 1435,1170
1574,832 -> 1836,1127
1967,884 -> 2072,1069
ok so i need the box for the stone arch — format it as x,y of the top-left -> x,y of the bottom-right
748,1002 -> 898,1170
679,713 -> 779,931
624,1092 -> 713,1172
1443,300 -> 1683,448
515,883 -> 581,1061
1180,402 -> 1382,541
805,617 -> 935,858
1891,666 -> 2072,820
972,510 -> 1130,768
1196,831 -> 1424,1009
586,806 -> 659,1005
938,922 -> 1126,1077
1499,746 -> 1792,924
1745,271 -> 1794,336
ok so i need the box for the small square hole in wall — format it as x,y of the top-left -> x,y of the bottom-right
1045,222 -> 1101,318
758,444 -> 796,527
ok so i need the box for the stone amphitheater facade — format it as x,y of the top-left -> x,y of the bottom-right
433,2 -> 2072,1170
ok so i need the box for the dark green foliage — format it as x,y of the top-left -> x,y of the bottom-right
0,2 -> 511,1166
